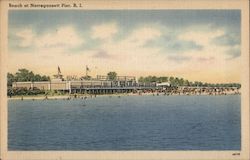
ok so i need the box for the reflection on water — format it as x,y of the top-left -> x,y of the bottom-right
8,95 -> 241,150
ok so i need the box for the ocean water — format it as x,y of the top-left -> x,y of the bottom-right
8,95 -> 241,150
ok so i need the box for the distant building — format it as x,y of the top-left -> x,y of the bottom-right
156,82 -> 171,87
12,81 -> 70,91
12,75 -> 139,94
96,75 -> 137,87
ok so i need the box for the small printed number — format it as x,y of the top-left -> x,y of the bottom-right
232,153 -> 240,156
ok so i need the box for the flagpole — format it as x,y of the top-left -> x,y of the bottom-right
58,66 -> 60,78
85,65 -> 90,78
86,65 -> 87,77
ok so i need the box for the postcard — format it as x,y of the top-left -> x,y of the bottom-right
0,0 -> 249,160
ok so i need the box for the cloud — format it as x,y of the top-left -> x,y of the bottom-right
35,26 -> 84,48
179,28 -> 224,46
157,36 -> 203,53
15,26 -> 84,50
173,25 -> 242,61
93,50 -> 113,59
170,39 -> 203,51
126,27 -> 162,46
168,55 -> 191,62
91,22 -> 118,40
225,45 -> 241,59
15,29 -> 35,47
212,33 -> 240,46
90,25 -> 163,63
197,56 -> 215,62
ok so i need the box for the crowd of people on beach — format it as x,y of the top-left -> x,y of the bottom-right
137,86 -> 240,96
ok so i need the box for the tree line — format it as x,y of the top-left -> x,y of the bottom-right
138,76 -> 241,88
8,69 -> 50,87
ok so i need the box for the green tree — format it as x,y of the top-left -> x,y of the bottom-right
179,78 -> 184,86
107,72 -> 117,80
144,76 -> 151,82
194,81 -> 199,87
173,77 -> 179,86
9,68 -> 50,83
138,77 -> 144,83
151,76 -> 157,82
160,77 -> 168,82
169,77 -> 175,86
183,80 -> 190,86
7,73 -> 16,87
33,74 -> 42,81
41,75 -> 50,81
15,68 -> 32,81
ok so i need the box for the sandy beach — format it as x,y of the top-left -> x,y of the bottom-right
8,88 -> 240,101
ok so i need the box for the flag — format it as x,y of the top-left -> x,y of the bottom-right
86,65 -> 90,72
58,66 -> 61,74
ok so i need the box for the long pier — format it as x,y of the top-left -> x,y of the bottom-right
12,80 -> 240,96
70,86 -> 160,94
12,79 -> 159,94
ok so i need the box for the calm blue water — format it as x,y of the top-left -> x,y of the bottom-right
8,95 -> 241,150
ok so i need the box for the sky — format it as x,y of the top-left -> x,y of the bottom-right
8,10 -> 241,83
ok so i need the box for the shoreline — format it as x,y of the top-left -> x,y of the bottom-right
8,91 -> 241,100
